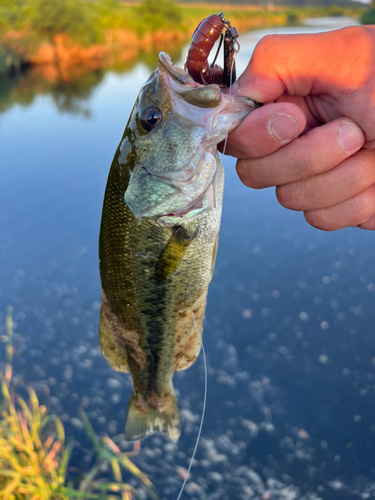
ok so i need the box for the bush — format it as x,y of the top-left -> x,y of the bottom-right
137,0 -> 183,33
30,0 -> 103,45
361,8 -> 375,24
286,11 -> 301,24
327,5 -> 344,17
0,0 -> 28,31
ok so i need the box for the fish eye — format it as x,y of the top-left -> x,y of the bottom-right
139,107 -> 162,131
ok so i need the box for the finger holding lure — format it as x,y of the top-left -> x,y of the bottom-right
98,14 -> 259,444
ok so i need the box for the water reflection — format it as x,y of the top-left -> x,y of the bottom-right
1,17 -> 374,500
0,65 -> 102,116
0,45 -> 184,117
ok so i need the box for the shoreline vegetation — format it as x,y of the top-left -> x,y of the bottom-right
0,307 -> 159,499
0,0 -> 365,78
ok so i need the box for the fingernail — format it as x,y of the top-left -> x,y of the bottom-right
237,79 -> 264,103
267,114 -> 298,144
338,122 -> 364,154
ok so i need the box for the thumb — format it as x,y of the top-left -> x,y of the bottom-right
237,27 -> 374,103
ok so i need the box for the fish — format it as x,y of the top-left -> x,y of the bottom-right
98,52 -> 257,442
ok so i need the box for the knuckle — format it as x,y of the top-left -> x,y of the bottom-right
255,35 -> 272,50
255,34 -> 280,55
251,35 -> 281,69
359,149 -> 375,177
252,36 -> 271,61
357,188 -> 375,222
297,137 -> 317,177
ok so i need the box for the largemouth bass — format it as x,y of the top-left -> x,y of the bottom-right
98,52 -> 257,442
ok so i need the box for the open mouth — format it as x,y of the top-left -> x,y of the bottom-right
158,175 -> 216,226
165,190 -> 208,218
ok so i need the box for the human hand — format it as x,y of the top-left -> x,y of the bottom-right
226,26 -> 375,230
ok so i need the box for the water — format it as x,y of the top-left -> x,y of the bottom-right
1,17 -> 375,500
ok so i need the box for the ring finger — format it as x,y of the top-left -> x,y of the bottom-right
304,184 -> 375,231
276,149 -> 375,211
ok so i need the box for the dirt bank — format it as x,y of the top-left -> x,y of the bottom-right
1,28 -> 187,72
0,12 -> 291,75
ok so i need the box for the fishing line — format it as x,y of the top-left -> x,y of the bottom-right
176,46 -> 238,500
175,218 -> 207,500
220,51 -> 238,159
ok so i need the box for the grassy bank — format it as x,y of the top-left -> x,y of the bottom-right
0,0 -> 364,75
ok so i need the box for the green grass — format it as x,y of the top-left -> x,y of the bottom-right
0,0 -> 364,46
0,307 -> 159,500
0,0 -> 185,45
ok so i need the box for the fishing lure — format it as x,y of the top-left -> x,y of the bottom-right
185,12 -> 239,87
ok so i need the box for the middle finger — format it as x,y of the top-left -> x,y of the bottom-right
236,118 -> 365,189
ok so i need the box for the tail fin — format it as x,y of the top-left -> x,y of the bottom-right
124,390 -> 181,442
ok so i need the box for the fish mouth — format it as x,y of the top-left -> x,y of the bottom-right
159,52 -> 196,86
155,191 -> 216,228
165,191 -> 209,217
159,52 -> 224,114
125,177 -> 216,227
158,176 -> 217,223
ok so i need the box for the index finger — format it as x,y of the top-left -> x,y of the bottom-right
237,27 -> 375,103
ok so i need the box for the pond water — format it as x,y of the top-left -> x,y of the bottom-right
1,17 -> 375,500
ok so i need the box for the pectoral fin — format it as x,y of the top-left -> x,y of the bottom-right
211,234 -> 219,279
155,226 -> 197,281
